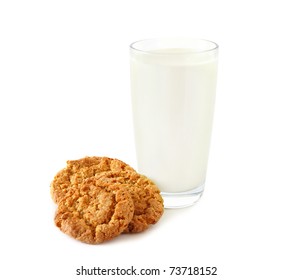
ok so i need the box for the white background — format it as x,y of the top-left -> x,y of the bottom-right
1,0 -> 291,279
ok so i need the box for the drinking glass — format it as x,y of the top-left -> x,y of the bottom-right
130,38 -> 218,208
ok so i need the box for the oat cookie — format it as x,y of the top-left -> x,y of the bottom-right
55,177 -> 134,244
95,171 -> 164,233
50,156 -> 135,204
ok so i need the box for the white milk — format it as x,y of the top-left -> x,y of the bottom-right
130,47 -> 218,193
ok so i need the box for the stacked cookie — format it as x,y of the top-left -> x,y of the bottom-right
50,157 -> 164,244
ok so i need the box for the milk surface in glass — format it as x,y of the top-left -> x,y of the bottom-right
130,39 -> 218,207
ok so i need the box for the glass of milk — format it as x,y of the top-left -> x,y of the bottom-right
130,38 -> 218,208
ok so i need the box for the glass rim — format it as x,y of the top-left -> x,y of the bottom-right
130,38 -> 218,55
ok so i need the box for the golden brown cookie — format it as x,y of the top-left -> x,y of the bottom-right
94,171 -> 164,233
54,177 -> 134,244
50,156 -> 135,204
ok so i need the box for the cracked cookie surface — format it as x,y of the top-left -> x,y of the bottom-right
50,156 -> 135,204
95,171 -> 164,233
55,177 -> 134,244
